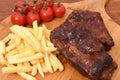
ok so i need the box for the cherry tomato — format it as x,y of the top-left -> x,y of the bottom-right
27,11 -> 40,25
14,1 -> 24,12
11,12 -> 27,26
15,1 -> 24,7
23,7 -> 29,15
36,3 -> 44,12
46,0 -> 54,7
40,6 -> 53,22
14,1 -> 30,15
53,3 -> 66,17
29,3 -> 43,13
22,1 -> 30,15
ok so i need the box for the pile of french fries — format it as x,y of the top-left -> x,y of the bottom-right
0,21 -> 64,80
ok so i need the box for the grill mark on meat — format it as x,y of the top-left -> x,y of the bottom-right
50,10 -> 117,80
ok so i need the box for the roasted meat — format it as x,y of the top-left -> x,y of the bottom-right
50,10 -> 117,80
66,10 -> 114,51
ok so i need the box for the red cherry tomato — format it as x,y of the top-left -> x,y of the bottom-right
46,0 -> 54,7
15,1 -> 24,7
36,3 -> 44,12
11,12 -> 27,26
40,7 -> 53,22
23,7 -> 29,15
14,1 -> 30,15
29,3 -> 43,13
53,3 -> 66,17
27,11 -> 40,25
14,1 -> 24,12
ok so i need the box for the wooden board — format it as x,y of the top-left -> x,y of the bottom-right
0,0 -> 120,80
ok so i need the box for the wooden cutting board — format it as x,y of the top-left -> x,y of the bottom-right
0,0 -> 120,80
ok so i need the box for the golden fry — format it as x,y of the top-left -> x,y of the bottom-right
23,61 -> 30,66
31,64 -> 37,76
30,60 -> 37,65
6,43 -> 16,52
33,20 -> 39,39
8,52 -> 44,64
0,41 -> 6,54
2,35 -> 10,43
0,54 -> 6,65
0,22 -> 64,80
18,26 -> 41,52
44,53 -> 53,73
15,35 -> 21,46
42,24 -> 51,40
37,26 -> 43,40
2,66 -> 32,73
41,62 -> 48,73
18,72 -> 37,80
10,25 -> 35,51
50,54 -> 64,71
37,60 -> 44,77
5,49 -> 18,58
7,50 -> 34,59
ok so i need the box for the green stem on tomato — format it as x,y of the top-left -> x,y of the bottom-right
43,2 -> 47,10
33,0 -> 38,4
57,0 -> 61,7
13,6 -> 22,12
33,4 -> 38,14
20,8 -> 24,15
23,1 -> 28,7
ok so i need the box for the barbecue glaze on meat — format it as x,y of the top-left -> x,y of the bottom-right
50,10 -> 117,80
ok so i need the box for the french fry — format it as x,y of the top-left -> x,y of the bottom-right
16,42 -> 24,51
0,54 -> 6,65
18,26 -> 41,52
41,62 -> 48,73
44,53 -> 53,73
39,58 -> 44,63
33,20 -> 39,38
23,61 -> 31,66
7,33 -> 16,45
18,72 -> 37,80
42,24 -> 51,40
2,66 -> 32,73
2,35 -> 10,43
49,56 -> 58,72
46,40 -> 54,47
41,36 -> 57,52
37,26 -> 43,40
17,63 -> 23,66
41,35 -> 47,48
0,22 -> 64,80
5,49 -> 18,58
31,64 -> 37,76
36,60 -> 44,77
6,43 -> 16,52
30,60 -> 37,65
7,50 -> 34,59
30,60 -> 37,76
8,52 -> 44,64
26,27 -> 34,33
0,41 -> 6,54
15,35 -> 21,46
10,25 -> 35,51
50,54 -> 64,71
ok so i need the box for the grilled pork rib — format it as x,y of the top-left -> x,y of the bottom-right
50,10 -> 117,80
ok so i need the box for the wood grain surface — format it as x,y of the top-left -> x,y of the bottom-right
0,0 -> 120,80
